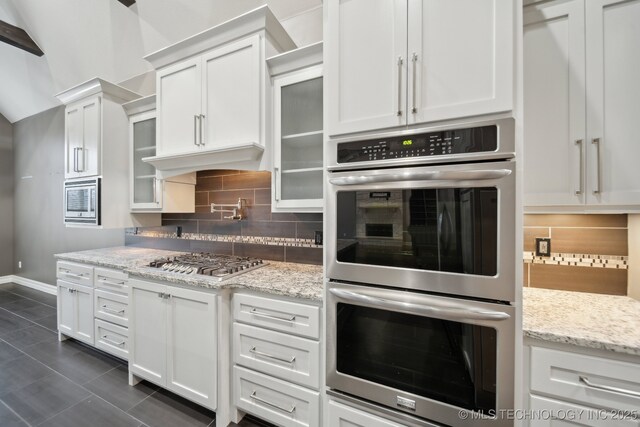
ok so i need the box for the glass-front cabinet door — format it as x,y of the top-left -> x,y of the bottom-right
130,110 -> 161,210
273,65 -> 323,212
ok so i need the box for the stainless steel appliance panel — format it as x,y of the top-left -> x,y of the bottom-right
64,178 -> 100,225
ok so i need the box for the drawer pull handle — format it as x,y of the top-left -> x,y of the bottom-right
98,278 -> 126,286
101,335 -> 126,347
250,308 -> 295,322
250,391 -> 296,414
249,346 -> 296,364
62,272 -> 85,279
101,305 -> 125,315
579,376 -> 640,398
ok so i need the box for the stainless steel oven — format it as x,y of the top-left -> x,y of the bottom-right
325,118 -> 519,426
327,281 -> 516,426
64,177 -> 100,225
327,159 -> 515,302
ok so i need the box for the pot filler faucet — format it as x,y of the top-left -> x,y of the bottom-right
211,198 -> 245,220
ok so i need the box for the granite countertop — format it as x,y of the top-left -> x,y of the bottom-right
55,247 -> 324,301
523,287 -> 640,356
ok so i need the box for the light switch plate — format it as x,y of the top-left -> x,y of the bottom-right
535,237 -> 551,257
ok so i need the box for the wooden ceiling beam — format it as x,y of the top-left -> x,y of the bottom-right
118,0 -> 136,7
0,19 -> 43,56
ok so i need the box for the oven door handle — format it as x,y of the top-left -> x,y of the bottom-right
328,169 -> 512,186
329,288 -> 511,322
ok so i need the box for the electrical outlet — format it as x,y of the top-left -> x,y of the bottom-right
535,238 -> 551,257
18,261 -> 22,269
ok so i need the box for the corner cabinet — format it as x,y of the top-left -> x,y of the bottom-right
326,0 -> 514,136
129,279 -> 218,411
524,0 -> 640,211
123,96 -> 196,213
268,42 -> 323,212
143,6 -> 297,176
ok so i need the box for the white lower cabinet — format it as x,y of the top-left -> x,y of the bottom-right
526,342 -> 640,427
232,292 -> 322,427
57,279 -> 94,346
327,400 -> 406,427
129,279 -> 217,411
235,366 -> 319,427
95,319 -> 129,360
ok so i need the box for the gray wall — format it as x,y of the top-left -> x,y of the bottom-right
13,106 -> 124,286
0,114 -> 13,276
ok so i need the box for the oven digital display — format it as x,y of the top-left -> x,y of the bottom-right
337,125 -> 497,163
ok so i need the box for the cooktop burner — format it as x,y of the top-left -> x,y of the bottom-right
148,253 -> 266,281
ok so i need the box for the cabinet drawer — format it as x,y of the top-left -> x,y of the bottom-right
233,293 -> 320,340
530,346 -> 640,412
234,366 -> 320,427
233,323 -> 320,390
94,267 -> 129,295
327,400 -> 406,427
95,319 -> 129,361
94,289 -> 129,327
529,394 -> 638,427
57,261 -> 93,287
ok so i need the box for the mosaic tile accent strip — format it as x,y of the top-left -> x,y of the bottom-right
127,229 -> 321,248
523,251 -> 628,269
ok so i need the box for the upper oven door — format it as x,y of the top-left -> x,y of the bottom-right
326,282 -> 516,426
327,160 -> 516,302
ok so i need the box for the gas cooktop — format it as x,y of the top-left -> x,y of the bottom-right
148,253 -> 267,281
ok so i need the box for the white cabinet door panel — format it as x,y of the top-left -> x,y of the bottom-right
129,280 -> 166,385
57,280 -> 75,336
157,57 -> 202,155
586,0 -> 640,205
202,35 -> 261,149
65,106 -> 82,179
408,0 -> 513,124
327,0 -> 407,136
75,284 -> 94,345
524,0 -> 586,206
166,286 -> 217,410
81,97 -> 101,177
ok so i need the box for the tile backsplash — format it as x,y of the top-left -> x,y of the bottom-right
523,214 -> 628,295
155,170 -> 323,264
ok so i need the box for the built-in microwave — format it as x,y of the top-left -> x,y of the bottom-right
64,177 -> 100,225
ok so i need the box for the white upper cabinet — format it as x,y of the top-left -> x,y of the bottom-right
268,42 -> 324,212
524,0 -> 586,207
327,0 -> 514,136
144,6 -> 296,177
64,96 -> 101,179
157,57 -> 202,156
585,0 -> 640,206
524,0 -> 640,211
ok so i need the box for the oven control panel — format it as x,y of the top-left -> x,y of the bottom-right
337,125 -> 498,164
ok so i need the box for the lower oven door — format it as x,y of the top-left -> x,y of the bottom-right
327,282 -> 516,426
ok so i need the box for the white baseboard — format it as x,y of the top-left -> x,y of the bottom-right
0,275 -> 57,295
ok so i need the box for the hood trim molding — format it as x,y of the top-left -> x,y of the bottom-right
143,142 -> 264,179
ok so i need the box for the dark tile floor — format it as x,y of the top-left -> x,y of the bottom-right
0,283 -> 271,427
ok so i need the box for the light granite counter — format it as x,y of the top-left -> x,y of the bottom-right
523,287 -> 640,356
55,246 -> 323,301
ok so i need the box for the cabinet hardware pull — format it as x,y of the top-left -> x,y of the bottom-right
592,138 -> 601,194
249,346 -> 296,364
396,56 -> 403,117
274,167 -> 279,202
73,147 -> 78,172
101,335 -> 125,347
158,292 -> 165,298
199,114 -> 205,146
98,278 -> 125,287
579,376 -> 640,398
63,272 -> 85,279
194,115 -> 198,146
164,294 -> 172,299
77,147 -> 84,172
152,178 -> 158,204
250,391 -> 296,414
67,288 -> 76,293
575,139 -> 584,195
411,52 -> 418,114
250,308 -> 295,322
101,305 -> 125,315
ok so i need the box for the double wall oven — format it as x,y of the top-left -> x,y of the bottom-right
326,118 -> 518,426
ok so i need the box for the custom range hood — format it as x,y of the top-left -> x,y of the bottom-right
141,5 -> 296,179
142,143 -> 265,179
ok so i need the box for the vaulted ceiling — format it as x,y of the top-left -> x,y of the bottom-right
0,0 -> 322,123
